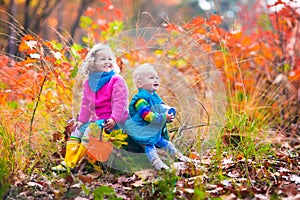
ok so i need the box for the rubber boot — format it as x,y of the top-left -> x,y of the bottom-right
152,157 -> 170,170
66,143 -> 87,169
162,141 -> 191,162
52,138 -> 80,171
64,139 -> 82,168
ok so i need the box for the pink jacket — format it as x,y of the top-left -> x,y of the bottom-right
78,74 -> 129,124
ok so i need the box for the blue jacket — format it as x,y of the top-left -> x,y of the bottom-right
124,89 -> 167,145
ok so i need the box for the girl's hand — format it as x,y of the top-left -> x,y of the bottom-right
166,112 -> 174,123
104,118 -> 116,131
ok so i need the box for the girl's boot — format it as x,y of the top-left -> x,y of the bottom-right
69,143 -> 87,168
51,137 -> 81,171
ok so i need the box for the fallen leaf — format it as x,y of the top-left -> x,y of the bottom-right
254,194 -> 268,200
227,171 -> 240,178
220,193 -> 237,200
183,188 -> 194,194
70,183 -> 81,188
134,169 -> 156,181
27,181 -> 44,190
290,175 -> 300,184
189,152 -> 201,159
78,174 -> 94,184
74,197 -> 89,200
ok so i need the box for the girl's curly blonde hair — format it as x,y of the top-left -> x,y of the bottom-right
79,43 -> 120,77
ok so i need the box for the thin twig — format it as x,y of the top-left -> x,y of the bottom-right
172,97 -> 211,145
29,71 -> 47,147
169,123 -> 209,133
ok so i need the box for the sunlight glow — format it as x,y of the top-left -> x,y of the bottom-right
198,0 -> 211,10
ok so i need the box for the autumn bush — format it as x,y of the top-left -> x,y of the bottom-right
159,1 -> 300,186
0,12 -> 131,196
178,3 -> 297,124
0,29 -> 85,196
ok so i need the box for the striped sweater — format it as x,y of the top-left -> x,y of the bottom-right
124,88 -> 168,145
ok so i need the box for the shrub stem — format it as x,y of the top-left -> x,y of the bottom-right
29,72 -> 47,147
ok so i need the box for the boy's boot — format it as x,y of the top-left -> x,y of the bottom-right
146,146 -> 169,170
162,141 -> 191,162
152,157 -> 170,170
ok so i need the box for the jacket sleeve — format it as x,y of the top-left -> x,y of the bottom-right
111,76 -> 129,123
134,99 -> 167,124
77,80 -> 91,123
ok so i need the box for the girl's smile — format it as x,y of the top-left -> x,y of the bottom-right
93,49 -> 114,72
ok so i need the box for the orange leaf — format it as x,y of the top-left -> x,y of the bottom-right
209,14 -> 223,25
165,24 -> 180,32
12,108 -> 24,117
18,41 -> 30,52
22,34 -> 35,41
0,93 -> 8,105
43,41 -> 53,49
189,152 -> 201,160
182,16 -> 205,29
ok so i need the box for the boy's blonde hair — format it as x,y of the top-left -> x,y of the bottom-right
79,43 -> 119,77
133,63 -> 157,89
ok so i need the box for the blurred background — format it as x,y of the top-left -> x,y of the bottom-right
0,0 -> 264,55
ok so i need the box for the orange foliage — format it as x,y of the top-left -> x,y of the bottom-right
161,1 -> 300,122
175,2 -> 299,94
0,34 -> 77,103
1,0 -> 299,139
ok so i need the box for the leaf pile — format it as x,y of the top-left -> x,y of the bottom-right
4,127 -> 300,200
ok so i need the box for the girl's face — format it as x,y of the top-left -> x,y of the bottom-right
92,49 -> 114,72
139,70 -> 160,93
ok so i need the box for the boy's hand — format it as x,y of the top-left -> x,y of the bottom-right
166,112 -> 174,123
104,118 -> 116,131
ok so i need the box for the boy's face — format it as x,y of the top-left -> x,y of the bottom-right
92,49 -> 114,72
139,69 -> 160,92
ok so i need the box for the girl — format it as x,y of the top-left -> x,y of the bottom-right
52,43 -> 129,171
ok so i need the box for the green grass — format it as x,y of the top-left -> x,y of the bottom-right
0,123 -> 15,198
0,155 -> 10,198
